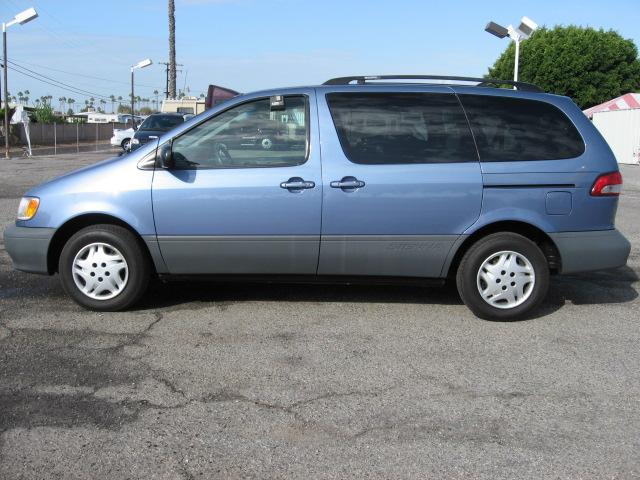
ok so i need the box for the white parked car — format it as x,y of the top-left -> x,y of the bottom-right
110,127 -> 135,150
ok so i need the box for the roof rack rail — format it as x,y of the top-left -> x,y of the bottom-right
322,75 -> 542,92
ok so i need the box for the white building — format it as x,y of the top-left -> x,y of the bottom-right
585,93 -> 640,165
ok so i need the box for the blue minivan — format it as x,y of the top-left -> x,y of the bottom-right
3,75 -> 631,319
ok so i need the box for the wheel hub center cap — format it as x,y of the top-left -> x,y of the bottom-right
72,242 -> 129,300
476,250 -> 535,309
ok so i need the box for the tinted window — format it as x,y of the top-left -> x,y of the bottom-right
459,95 -> 584,161
326,93 -> 477,164
140,115 -> 184,131
171,96 -> 308,169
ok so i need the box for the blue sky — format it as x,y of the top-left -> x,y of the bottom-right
2,0 -> 640,108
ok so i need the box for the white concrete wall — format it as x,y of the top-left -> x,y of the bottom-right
593,109 -> 640,165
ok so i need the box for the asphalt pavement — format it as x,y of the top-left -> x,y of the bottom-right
0,152 -> 639,479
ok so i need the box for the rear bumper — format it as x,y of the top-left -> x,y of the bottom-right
550,229 -> 631,274
3,224 -> 55,274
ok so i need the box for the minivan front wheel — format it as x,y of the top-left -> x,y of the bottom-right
59,224 -> 150,311
456,233 -> 549,320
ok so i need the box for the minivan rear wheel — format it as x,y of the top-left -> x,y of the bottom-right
59,224 -> 150,311
456,232 -> 549,320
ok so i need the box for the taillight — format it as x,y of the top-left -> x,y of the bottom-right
591,171 -> 622,196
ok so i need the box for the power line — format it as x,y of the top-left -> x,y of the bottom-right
10,59 -> 163,90
7,67 -> 104,100
7,60 -> 113,100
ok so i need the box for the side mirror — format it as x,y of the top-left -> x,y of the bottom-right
158,142 -> 174,169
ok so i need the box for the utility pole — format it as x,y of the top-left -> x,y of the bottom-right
159,61 -> 183,99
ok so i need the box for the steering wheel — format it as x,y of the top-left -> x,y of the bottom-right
214,143 -> 232,166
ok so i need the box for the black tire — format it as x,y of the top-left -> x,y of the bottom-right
121,138 -> 131,150
59,224 -> 150,311
456,232 -> 549,321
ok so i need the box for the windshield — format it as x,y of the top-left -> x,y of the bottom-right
139,115 -> 184,131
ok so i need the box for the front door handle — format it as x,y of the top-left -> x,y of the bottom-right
280,177 -> 315,192
330,176 -> 366,190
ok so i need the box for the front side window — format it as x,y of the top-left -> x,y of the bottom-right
459,95 -> 585,162
171,96 -> 308,169
326,92 -> 477,164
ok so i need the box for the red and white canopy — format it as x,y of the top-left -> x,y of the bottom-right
584,93 -> 640,118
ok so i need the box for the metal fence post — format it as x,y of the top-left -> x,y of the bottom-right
95,122 -> 98,151
54,122 -> 57,156
76,122 -> 79,153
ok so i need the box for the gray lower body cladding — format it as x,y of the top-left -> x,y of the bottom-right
4,226 -> 630,279
155,235 -> 459,277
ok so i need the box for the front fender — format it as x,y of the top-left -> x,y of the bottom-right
17,154 -> 155,236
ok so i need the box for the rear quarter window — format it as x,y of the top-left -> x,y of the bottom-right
459,95 -> 585,162
326,92 -> 478,164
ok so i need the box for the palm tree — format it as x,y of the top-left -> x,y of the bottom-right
59,96 -> 67,112
109,94 -> 116,113
100,98 -> 107,112
67,98 -> 75,114
84,99 -> 89,111
153,90 -> 159,110
23,90 -> 30,106
89,97 -> 95,108
168,0 -> 177,98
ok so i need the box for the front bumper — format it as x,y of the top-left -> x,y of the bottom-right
550,229 -> 631,274
3,224 -> 55,274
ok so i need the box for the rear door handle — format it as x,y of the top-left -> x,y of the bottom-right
330,176 -> 365,190
280,177 -> 315,192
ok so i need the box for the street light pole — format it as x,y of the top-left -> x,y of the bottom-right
3,24 -> 9,158
2,7 -> 38,159
512,31 -> 521,82
130,66 -> 135,127
485,16 -> 537,85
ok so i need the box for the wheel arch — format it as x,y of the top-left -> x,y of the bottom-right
444,220 -> 561,279
47,213 -> 157,275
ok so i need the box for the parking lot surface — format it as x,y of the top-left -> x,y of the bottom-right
1,153 -> 639,479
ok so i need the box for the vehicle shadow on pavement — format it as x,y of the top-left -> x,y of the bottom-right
136,265 -> 638,321
140,281 -> 464,309
545,265 -> 638,306
1,266 -> 636,321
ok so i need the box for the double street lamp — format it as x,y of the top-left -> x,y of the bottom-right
485,16 -> 538,83
3,7 -> 38,158
130,58 -> 152,128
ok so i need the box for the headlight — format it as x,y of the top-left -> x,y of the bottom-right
131,138 -> 140,145
17,196 -> 40,221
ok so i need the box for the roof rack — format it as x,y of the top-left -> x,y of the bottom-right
322,75 -> 542,92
